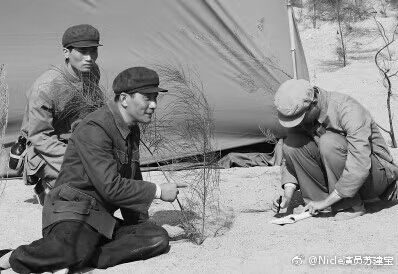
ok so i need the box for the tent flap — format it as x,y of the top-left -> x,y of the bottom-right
0,0 -> 308,163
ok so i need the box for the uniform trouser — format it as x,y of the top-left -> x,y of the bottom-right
36,163 -> 58,188
9,220 -> 169,274
25,161 -> 58,205
283,132 -> 392,212
24,147 -> 59,189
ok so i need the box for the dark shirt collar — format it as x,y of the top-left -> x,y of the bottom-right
316,87 -> 329,124
107,100 -> 131,139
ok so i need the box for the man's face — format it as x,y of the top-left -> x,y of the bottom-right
123,92 -> 158,124
64,47 -> 98,73
301,101 -> 320,125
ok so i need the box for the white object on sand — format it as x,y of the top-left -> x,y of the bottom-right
270,211 -> 313,225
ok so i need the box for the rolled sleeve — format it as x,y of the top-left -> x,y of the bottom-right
281,158 -> 299,189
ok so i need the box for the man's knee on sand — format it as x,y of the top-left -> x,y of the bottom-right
143,225 -> 170,259
10,222 -> 100,272
146,228 -> 169,256
153,225 -> 169,252
124,223 -> 169,253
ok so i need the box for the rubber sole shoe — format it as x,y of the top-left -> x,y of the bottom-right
0,249 -> 13,271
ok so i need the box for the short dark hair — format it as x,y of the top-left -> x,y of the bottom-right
115,92 -> 138,102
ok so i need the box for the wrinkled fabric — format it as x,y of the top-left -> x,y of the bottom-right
283,131 -> 391,211
218,152 -> 273,168
20,62 -> 100,183
10,219 -> 169,273
43,100 -> 156,239
1,0 -> 309,161
282,88 -> 398,198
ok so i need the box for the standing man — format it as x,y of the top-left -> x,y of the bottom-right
0,67 -> 184,273
272,79 -> 398,220
19,24 -> 103,204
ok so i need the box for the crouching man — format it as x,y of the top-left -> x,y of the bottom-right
272,79 -> 398,220
0,67 -> 184,273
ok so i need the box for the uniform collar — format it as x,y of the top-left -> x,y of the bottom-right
107,100 -> 131,139
53,61 -> 97,83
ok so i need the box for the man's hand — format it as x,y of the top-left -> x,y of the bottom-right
303,200 -> 328,215
272,195 -> 291,213
160,182 -> 187,202
271,183 -> 297,213
303,190 -> 343,215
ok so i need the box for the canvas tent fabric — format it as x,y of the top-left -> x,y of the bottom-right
0,0 -> 308,164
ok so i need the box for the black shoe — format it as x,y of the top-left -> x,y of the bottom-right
0,249 -> 12,270
0,249 -> 12,258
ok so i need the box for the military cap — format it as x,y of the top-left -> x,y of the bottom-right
113,67 -> 168,94
62,24 -> 102,48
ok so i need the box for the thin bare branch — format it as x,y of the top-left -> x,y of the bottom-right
0,64 -> 9,180
372,15 -> 398,147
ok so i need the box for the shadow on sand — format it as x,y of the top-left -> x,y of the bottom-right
365,199 -> 398,214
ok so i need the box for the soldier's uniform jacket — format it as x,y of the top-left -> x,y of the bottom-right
42,100 -> 157,239
20,62 -> 100,181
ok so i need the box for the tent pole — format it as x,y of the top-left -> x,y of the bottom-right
287,0 -> 298,79
272,0 -> 299,167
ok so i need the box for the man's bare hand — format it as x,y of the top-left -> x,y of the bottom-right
271,195 -> 291,213
160,182 -> 188,202
303,200 -> 327,215
303,191 -> 342,215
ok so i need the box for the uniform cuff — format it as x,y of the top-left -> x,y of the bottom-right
155,184 -> 162,199
282,182 -> 298,190
334,189 -> 343,198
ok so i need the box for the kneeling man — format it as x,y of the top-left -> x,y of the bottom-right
0,67 -> 183,273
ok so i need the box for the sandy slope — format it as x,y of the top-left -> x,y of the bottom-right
1,166 -> 397,274
2,8 -> 398,274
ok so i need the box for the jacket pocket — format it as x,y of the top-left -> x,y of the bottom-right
59,185 -> 96,205
26,146 -> 45,173
53,200 -> 91,215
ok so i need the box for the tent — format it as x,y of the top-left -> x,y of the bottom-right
0,0 -> 308,164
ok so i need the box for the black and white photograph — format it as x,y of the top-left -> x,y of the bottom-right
0,0 -> 398,273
